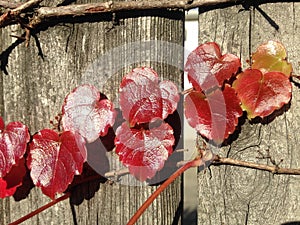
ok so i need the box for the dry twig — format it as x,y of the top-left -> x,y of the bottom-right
0,0 -> 296,47
0,0 -> 43,27
213,155 -> 300,175
0,0 -> 296,29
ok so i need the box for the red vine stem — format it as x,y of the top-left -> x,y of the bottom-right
9,192 -> 71,225
7,153 -> 300,225
127,153 -> 300,224
127,158 -> 201,225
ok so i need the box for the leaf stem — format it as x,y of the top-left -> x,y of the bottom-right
181,87 -> 193,95
9,192 -> 71,225
127,158 -> 201,225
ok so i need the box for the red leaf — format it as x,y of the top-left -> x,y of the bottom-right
185,42 -> 241,92
159,81 -> 180,119
0,178 -> 16,198
251,41 -> 292,77
0,158 -> 26,198
27,129 -> 87,199
115,122 -> 175,181
0,117 -> 4,130
119,67 -> 179,126
184,85 -> 242,144
62,84 -> 117,143
233,69 -> 292,119
0,118 -> 30,177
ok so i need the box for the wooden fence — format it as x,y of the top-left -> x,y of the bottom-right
0,1 -> 300,225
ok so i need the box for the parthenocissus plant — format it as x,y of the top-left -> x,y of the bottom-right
0,40 -> 295,225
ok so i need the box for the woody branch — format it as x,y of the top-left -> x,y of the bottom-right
0,0 -> 295,29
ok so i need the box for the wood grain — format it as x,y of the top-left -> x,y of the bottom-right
0,0 -> 184,224
198,3 -> 300,225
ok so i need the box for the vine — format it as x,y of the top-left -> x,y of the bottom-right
0,39 -> 298,224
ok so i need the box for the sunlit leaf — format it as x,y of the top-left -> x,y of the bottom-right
115,122 -> 175,181
185,42 -> 241,92
0,118 -> 30,177
251,40 -> 292,77
27,129 -> 87,199
62,84 -> 117,143
119,67 -> 179,126
184,85 -> 242,144
233,69 -> 292,119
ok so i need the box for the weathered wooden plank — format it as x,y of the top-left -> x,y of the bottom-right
0,0 -> 184,224
198,3 -> 300,225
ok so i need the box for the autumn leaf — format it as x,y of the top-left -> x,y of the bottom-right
251,40 -> 292,77
184,85 -> 242,144
115,122 -> 175,181
233,69 -> 292,119
0,158 -> 26,198
0,117 -> 30,177
185,42 -> 241,92
0,178 -> 16,198
62,84 -> 117,143
119,67 -> 179,126
27,129 -> 87,199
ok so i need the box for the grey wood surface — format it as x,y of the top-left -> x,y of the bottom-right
0,0 -> 184,224
198,3 -> 300,225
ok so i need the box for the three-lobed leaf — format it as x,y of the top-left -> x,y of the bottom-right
185,42 -> 241,92
62,84 -> 117,143
184,85 -> 243,144
233,69 -> 292,119
119,67 -> 179,126
251,40 -> 292,77
0,117 -> 30,177
115,122 -> 175,181
27,129 -> 87,199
